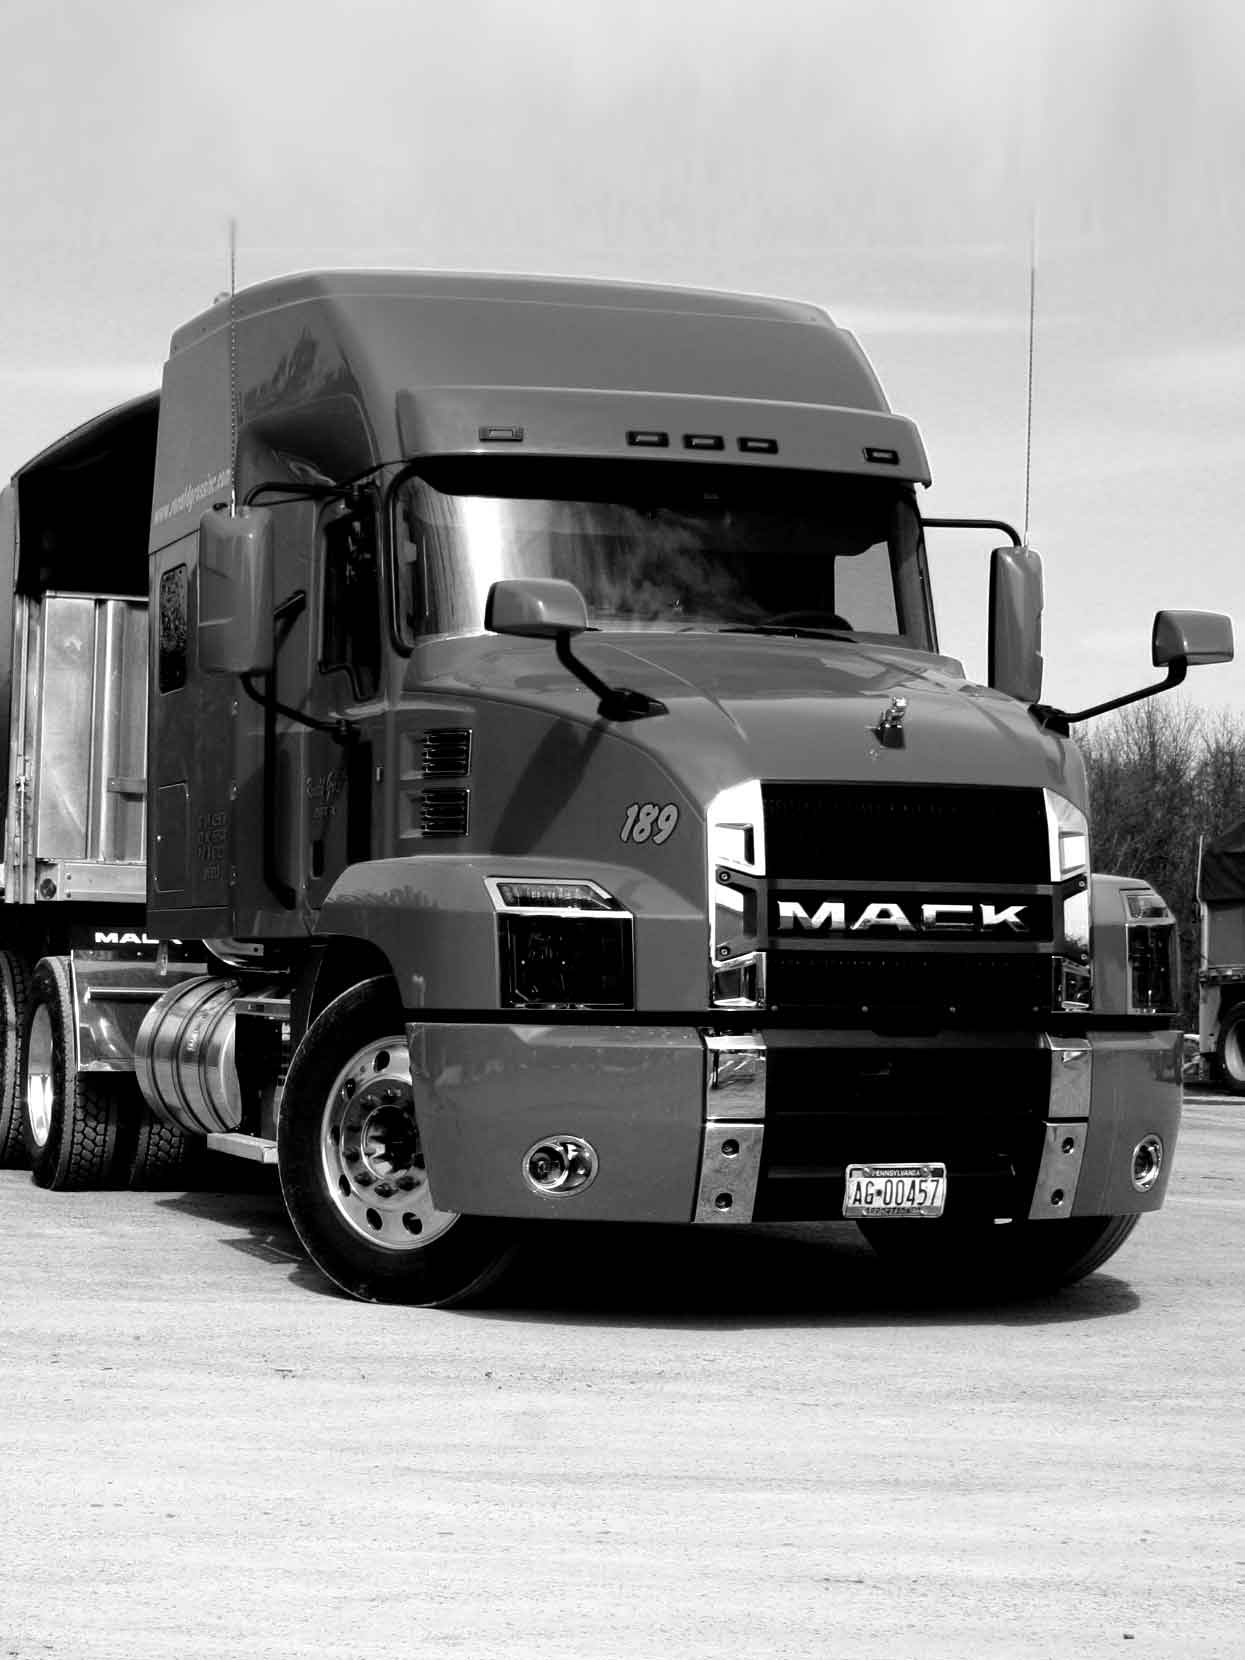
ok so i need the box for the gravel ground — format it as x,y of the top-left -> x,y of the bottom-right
0,1094 -> 1241,1660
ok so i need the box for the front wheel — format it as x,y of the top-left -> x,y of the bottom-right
860,1213 -> 1141,1294
278,978 -> 516,1305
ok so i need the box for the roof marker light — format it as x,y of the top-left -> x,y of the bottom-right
864,446 -> 900,465
479,425 -> 524,443
684,433 -> 725,451
738,436 -> 778,455
626,430 -> 669,448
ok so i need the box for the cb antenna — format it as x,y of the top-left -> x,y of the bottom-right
1022,212 -> 1038,547
228,217 -> 239,515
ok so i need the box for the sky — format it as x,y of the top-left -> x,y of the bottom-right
2,0 -> 1242,717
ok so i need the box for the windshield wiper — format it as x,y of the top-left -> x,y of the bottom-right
720,623 -> 854,640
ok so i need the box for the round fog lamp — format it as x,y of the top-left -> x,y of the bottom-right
1131,1135 -> 1164,1193
524,1136 -> 598,1197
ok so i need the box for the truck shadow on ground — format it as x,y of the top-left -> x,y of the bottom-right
157,1174 -> 1141,1329
480,1220 -> 1141,1329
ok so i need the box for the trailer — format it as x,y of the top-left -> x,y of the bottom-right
0,271 -> 1233,1302
1196,818 -> 1245,1091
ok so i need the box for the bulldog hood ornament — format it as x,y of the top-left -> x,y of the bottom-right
873,694 -> 908,749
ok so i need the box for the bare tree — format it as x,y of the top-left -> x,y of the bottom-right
1078,699 -> 1245,1019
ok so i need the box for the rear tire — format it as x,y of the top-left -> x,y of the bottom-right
22,956 -> 128,1190
278,978 -> 516,1305
860,1213 -> 1142,1294
124,1108 -> 198,1189
1213,1002 -> 1245,1095
0,949 -> 33,1168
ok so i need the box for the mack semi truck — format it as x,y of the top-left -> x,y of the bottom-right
0,271 -> 1233,1304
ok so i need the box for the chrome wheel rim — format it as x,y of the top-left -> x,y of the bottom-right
26,1004 -> 54,1148
320,1035 -> 458,1251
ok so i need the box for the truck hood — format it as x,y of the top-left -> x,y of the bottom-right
409,631 -> 1085,805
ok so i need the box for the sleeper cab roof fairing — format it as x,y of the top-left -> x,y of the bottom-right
168,269 -> 839,355
395,386 -> 932,487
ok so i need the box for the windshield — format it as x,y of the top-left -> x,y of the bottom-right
391,459 -> 933,648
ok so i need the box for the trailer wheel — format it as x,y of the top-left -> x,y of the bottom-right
21,956 -> 128,1190
1213,1003 -> 1245,1094
278,978 -> 516,1305
860,1213 -> 1141,1295
0,950 -> 33,1168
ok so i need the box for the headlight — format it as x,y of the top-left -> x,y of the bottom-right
1044,790 -> 1089,880
1123,886 -> 1179,1014
487,878 -> 634,1010
1045,792 -> 1092,1008
707,781 -> 766,1008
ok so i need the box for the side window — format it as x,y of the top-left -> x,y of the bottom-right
158,564 -> 188,692
320,504 -> 380,699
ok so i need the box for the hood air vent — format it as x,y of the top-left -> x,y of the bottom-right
417,789 -> 470,838
421,728 -> 472,778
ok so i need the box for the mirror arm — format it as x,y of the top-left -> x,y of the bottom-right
922,516 -> 1022,547
1030,659 -> 1188,737
553,632 -> 668,722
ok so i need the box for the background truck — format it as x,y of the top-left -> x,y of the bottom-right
1196,818 -> 1245,1090
0,271 -> 1233,1304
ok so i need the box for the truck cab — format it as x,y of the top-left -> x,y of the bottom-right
0,271 -> 1232,1303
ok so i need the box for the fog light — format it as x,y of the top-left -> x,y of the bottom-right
1131,1135 -> 1164,1192
523,1136 -> 598,1196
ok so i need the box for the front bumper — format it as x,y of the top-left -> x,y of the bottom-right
408,1022 -> 1182,1224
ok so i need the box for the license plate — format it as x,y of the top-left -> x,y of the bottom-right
843,1162 -> 947,1219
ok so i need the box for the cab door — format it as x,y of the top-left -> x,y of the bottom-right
295,495 -> 383,913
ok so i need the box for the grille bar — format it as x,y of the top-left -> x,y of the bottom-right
767,950 -> 1055,1020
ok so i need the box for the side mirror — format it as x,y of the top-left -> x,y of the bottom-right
485,577 -> 589,639
1152,609 -> 1234,668
197,506 -> 274,676
1033,605 -> 1235,736
988,545 -> 1044,703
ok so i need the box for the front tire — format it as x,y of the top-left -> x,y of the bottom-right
22,956 -> 129,1190
278,978 -> 516,1305
860,1213 -> 1141,1294
1214,1002 -> 1245,1095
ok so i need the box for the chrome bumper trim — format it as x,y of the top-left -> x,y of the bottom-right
1045,1034 -> 1092,1119
1028,1120 -> 1086,1220
693,1123 -> 764,1224
696,1032 -> 766,1222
